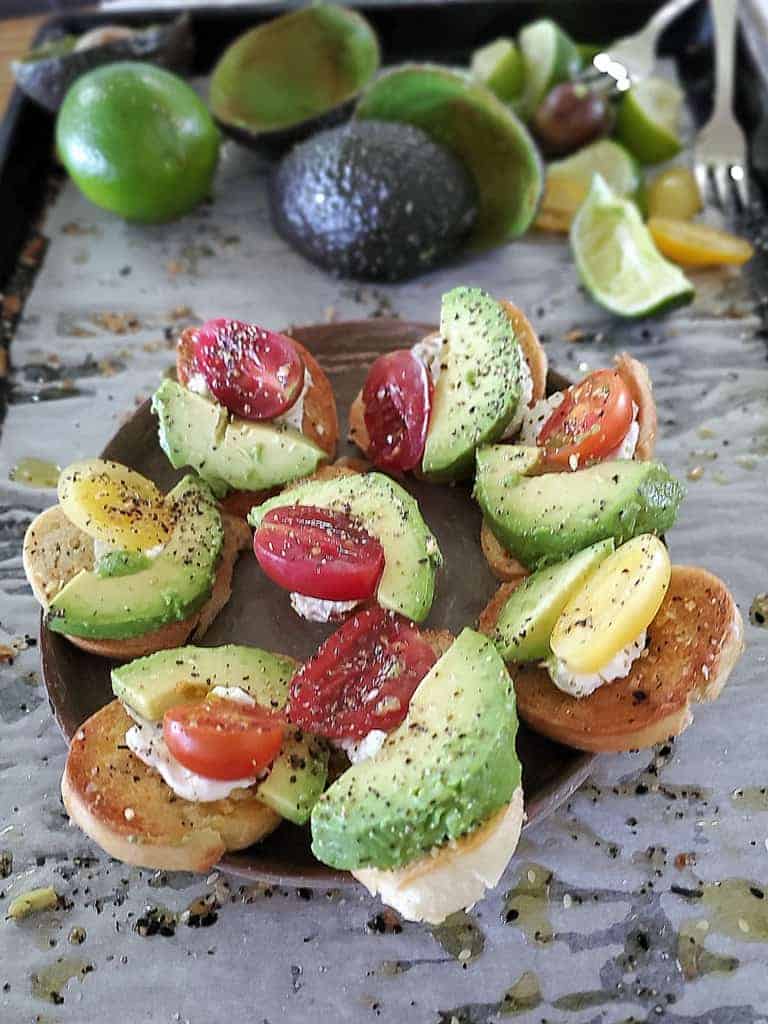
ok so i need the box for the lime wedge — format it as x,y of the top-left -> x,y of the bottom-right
516,19 -> 581,120
471,38 -> 524,102
570,174 -> 694,318
615,77 -> 683,164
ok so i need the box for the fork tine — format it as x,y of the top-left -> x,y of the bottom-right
730,166 -> 749,213
694,163 -> 709,207
711,164 -> 731,212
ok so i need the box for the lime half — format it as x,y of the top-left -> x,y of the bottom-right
571,174 -> 694,318
471,38 -> 524,102
615,77 -> 683,164
516,19 -> 581,120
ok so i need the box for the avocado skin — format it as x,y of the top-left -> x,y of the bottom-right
310,629 -> 521,870
475,452 -> 685,570
270,121 -> 477,282
112,644 -> 328,824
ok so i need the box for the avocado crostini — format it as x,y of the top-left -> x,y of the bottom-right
23,459 -> 249,659
153,317 -> 339,519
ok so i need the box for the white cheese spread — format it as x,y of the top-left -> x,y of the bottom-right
411,334 -> 445,383
517,391 -> 565,445
289,593 -> 360,622
501,355 -> 535,439
546,629 -> 648,699
337,729 -> 388,765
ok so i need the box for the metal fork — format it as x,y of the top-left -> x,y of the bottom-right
587,0 -> 701,90
694,0 -> 749,211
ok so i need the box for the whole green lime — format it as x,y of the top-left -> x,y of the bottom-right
56,62 -> 220,222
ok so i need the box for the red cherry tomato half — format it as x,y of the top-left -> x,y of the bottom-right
253,505 -> 385,601
163,698 -> 285,780
194,318 -> 305,421
363,350 -> 433,472
288,606 -> 438,739
537,369 -> 634,470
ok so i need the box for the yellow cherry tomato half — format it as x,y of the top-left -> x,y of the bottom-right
551,534 -> 671,674
647,217 -> 754,267
646,166 -> 701,220
58,459 -> 172,552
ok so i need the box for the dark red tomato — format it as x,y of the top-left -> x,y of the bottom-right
288,606 -> 437,739
538,369 -> 634,470
163,699 -> 285,780
363,350 -> 433,472
253,505 -> 385,601
194,318 -> 305,420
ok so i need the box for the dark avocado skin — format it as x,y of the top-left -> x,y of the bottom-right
13,14 -> 193,113
270,120 -> 478,282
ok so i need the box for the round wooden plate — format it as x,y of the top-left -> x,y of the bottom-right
40,318 -> 596,887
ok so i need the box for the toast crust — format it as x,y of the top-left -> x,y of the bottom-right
615,352 -> 657,460
499,301 -> 547,404
23,506 -> 250,661
348,300 -> 548,460
479,566 -> 744,752
62,700 -> 281,871
480,521 -> 530,583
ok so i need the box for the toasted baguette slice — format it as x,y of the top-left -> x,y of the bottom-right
480,520 -> 530,583
178,327 -> 339,518
479,566 -> 744,752
23,506 -> 250,661
62,700 -> 281,871
354,786 -> 524,925
615,352 -> 657,460
347,301 -> 547,462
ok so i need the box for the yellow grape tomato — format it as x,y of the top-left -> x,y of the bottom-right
647,166 -> 701,220
551,534 -> 671,673
57,458 -> 171,551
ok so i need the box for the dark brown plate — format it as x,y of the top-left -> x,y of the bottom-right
40,318 -> 596,887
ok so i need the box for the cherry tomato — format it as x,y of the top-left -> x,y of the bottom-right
194,318 -> 305,420
253,505 -> 385,601
363,350 -> 433,472
538,369 -> 633,470
163,698 -> 285,780
288,606 -> 437,739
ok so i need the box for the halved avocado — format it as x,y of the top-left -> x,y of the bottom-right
210,4 -> 380,154
355,64 -> 543,247
271,121 -> 477,281
12,14 -> 193,113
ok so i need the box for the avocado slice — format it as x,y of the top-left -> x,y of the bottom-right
421,287 -> 524,481
47,475 -> 223,639
311,628 -> 521,870
249,472 -> 442,623
152,379 -> 326,498
112,645 -> 328,825
492,539 -> 615,662
95,550 -> 152,578
475,448 -> 685,570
